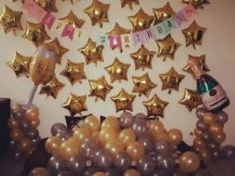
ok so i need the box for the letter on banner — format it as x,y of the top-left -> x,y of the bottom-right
121,34 -> 132,48
143,28 -> 155,42
173,10 -> 188,27
162,17 -> 177,34
61,25 -> 75,40
41,13 -> 55,29
109,35 -> 123,52
183,4 -> 196,19
132,31 -> 146,45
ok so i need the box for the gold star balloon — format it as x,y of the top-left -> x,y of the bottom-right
182,21 -> 207,49
130,44 -> 156,70
0,5 -> 23,34
80,38 -> 104,65
159,67 -> 185,94
128,7 -> 154,32
23,22 -> 51,47
61,0 -> 76,4
62,93 -> 87,116
183,55 -> 209,79
34,0 -> 58,12
60,60 -> 87,85
59,11 -> 84,28
132,73 -> 157,97
39,75 -> 65,99
111,88 -> 136,112
179,89 -> 202,111
89,76 -> 113,101
107,22 -> 131,35
153,2 -> 176,25
156,34 -> 181,61
84,0 -> 110,28
121,0 -> 140,10
105,58 -> 130,83
7,52 -> 32,78
182,0 -> 209,9
142,94 -> 168,118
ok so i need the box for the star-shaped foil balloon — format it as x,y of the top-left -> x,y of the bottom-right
89,76 -> 113,101
34,0 -> 58,12
130,44 -> 156,70
80,38 -> 104,65
107,22 -> 131,35
62,93 -> 87,116
179,89 -> 202,111
60,60 -> 87,85
128,7 -> 154,32
183,55 -> 209,79
182,0 -> 210,9
7,52 -> 32,78
156,34 -> 181,61
153,2 -> 176,25
159,67 -> 185,94
23,22 -> 51,47
84,0 -> 110,28
121,0 -> 140,10
0,5 -> 23,34
59,11 -> 84,28
132,73 -> 157,97
105,58 -> 130,83
182,20 -> 207,49
111,88 -> 136,112
142,94 -> 168,118
39,75 -> 65,99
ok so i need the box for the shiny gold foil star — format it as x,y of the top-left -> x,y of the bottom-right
182,0 -> 209,9
159,67 -> 185,94
106,22 -> 131,35
156,34 -> 181,61
142,94 -> 168,118
121,0 -> 140,10
111,88 -> 136,112
130,44 -> 156,70
179,89 -> 202,111
60,60 -> 86,85
34,0 -> 58,12
105,58 -> 130,83
59,11 -> 84,28
80,38 -> 104,65
7,52 -> 32,78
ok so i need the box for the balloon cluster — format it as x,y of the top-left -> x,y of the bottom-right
29,112 -> 211,176
8,103 -> 41,160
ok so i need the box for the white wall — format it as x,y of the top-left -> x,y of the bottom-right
0,0 -> 234,145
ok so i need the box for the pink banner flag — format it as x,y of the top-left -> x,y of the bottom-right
61,25 -> 75,40
183,4 -> 196,19
41,13 -> 55,29
173,10 -> 188,27
109,35 -> 122,52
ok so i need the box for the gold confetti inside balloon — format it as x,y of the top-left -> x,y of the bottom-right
88,76 -> 113,101
62,93 -> 87,116
182,20 -> 207,49
105,58 -> 130,83
7,52 -> 32,78
156,34 -> 181,61
182,0 -> 210,9
39,75 -> 65,99
0,5 -> 23,34
111,88 -> 136,112
84,0 -> 110,28
121,0 -> 139,10
128,7 -> 154,32
23,22 -> 51,47
60,60 -> 86,85
142,94 -> 168,118
59,11 -> 84,28
153,2 -> 175,25
159,67 -> 185,94
179,89 -> 202,111
80,38 -> 104,65
132,73 -> 157,96
130,44 -> 155,70
34,0 -> 58,12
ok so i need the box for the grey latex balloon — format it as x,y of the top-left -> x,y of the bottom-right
196,108 -> 207,119
69,155 -> 87,175
57,171 -> 75,176
138,133 -> 155,153
107,168 -> 122,176
211,150 -> 221,160
11,150 -> 24,161
216,111 -> 228,124
155,140 -> 171,153
51,123 -> 67,136
196,120 -> 208,131
47,155 -> 69,174
132,116 -> 148,136
172,169 -> 189,176
153,169 -> 172,176
20,119 -> 31,131
208,141 -> 220,151
114,152 -> 131,171
135,113 -> 147,119
81,137 -> 101,160
222,145 -> 235,159
31,136 -> 41,146
156,154 -> 176,171
193,169 -> 212,176
25,128 -> 39,139
201,131 -> 213,143
137,155 -> 156,176
120,111 -> 134,129
84,166 -> 104,176
95,149 -> 113,170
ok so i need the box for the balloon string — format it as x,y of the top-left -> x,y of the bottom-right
26,85 -> 38,107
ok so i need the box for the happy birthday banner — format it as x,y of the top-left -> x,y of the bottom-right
22,0 -> 196,50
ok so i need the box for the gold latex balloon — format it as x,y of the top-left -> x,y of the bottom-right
159,67 -> 185,94
105,58 -> 130,83
84,0 -> 110,27
59,11 -> 84,28
73,126 -> 92,142
7,52 -> 32,78
148,119 -> 164,136
209,123 -> 223,135
93,172 -> 106,176
179,88 -> 202,111
45,136 -> 62,155
156,34 -> 181,61
101,116 -> 120,131
10,128 -> 23,141
19,138 -> 33,153
142,94 -> 168,118
34,0 -> 58,12
0,5 -> 23,34
179,151 -> 200,172
121,0 -> 139,10
130,44 -> 155,70
105,139 -> 125,155
39,75 -> 65,99
29,167 -> 50,176
153,2 -> 176,25
132,73 -> 157,96
88,76 -> 113,101
168,128 -> 183,146
182,20 -> 207,49
111,89 -> 136,112
23,22 -> 51,47
62,93 -> 87,116
119,128 -> 136,147
126,141 -> 145,161
60,60 -> 87,85
80,38 -> 104,65
128,7 -> 154,32
202,112 -> 217,125
183,55 -> 209,79
182,0 -> 210,9
84,115 -> 100,132
123,169 -> 141,176
99,128 -> 119,145
8,118 -> 19,129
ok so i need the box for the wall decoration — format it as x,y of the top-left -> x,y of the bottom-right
120,0 -> 140,10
